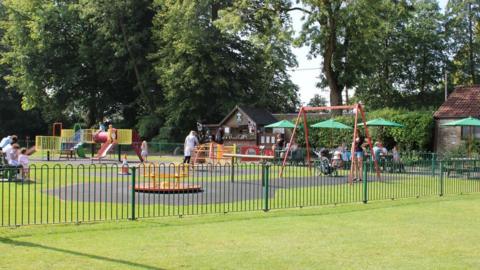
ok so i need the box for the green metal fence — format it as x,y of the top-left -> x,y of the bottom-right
1,158 -> 480,226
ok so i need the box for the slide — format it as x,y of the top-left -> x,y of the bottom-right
132,131 -> 144,162
92,142 -> 115,160
75,143 -> 86,158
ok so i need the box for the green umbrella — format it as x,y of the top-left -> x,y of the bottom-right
265,120 -> 296,128
311,119 -> 352,129
361,118 -> 404,127
440,116 -> 480,127
441,117 -> 480,156
311,119 -> 351,148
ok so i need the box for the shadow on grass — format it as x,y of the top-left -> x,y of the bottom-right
0,237 -> 165,270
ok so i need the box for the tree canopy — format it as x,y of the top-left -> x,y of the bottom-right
0,0 -> 477,141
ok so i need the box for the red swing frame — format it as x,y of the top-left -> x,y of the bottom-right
279,103 -> 381,183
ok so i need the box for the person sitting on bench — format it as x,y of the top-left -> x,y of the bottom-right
6,144 -> 20,166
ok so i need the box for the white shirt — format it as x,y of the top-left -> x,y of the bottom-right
0,136 -> 11,148
6,148 -> 18,166
3,144 -> 12,161
184,135 -> 199,156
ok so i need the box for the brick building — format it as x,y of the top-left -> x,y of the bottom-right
434,85 -> 480,152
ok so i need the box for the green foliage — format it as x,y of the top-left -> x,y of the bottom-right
295,108 -> 434,151
298,0 -> 448,110
136,114 -> 163,140
307,94 -> 327,107
445,0 -> 480,85
151,0 -> 299,139
1,0 -> 156,127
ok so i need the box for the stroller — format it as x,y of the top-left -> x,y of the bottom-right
313,149 -> 338,176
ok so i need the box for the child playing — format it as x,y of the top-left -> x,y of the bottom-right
141,140 -> 148,162
18,148 -> 30,180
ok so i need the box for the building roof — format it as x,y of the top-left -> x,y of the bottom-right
434,85 -> 480,119
218,105 -> 278,126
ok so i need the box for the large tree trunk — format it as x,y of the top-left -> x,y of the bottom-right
321,0 -> 343,115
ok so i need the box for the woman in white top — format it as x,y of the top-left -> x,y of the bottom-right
183,131 -> 199,164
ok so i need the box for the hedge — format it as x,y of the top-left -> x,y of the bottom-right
294,108 -> 435,151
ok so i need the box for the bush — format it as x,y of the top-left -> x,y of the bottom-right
136,114 -> 163,140
295,108 -> 434,151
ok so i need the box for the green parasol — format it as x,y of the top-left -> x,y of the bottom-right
361,118 -> 404,127
311,119 -> 351,147
311,119 -> 352,129
441,117 -> 480,156
265,120 -> 296,128
441,116 -> 480,127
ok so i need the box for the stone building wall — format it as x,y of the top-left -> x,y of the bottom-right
435,119 -> 462,153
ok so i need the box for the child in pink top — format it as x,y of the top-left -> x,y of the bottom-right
18,148 -> 30,180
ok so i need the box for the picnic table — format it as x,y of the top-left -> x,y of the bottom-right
444,158 -> 480,178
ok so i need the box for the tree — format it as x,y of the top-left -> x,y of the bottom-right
298,0 -> 346,114
307,94 -> 327,107
352,0 -> 446,109
445,0 -> 480,85
151,0 -> 299,139
1,0 -> 157,127
297,0 -> 446,111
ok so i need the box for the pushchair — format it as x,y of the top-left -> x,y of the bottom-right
313,149 -> 338,176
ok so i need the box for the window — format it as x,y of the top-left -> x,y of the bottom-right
461,126 -> 480,139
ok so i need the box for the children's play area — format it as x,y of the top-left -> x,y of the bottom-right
34,122 -> 144,162
1,104 -> 480,227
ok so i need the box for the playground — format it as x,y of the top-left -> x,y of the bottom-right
1,103 -> 480,226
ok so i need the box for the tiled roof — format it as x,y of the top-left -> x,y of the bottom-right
238,106 -> 277,125
434,85 -> 480,119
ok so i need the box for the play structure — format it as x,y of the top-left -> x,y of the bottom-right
35,123 -> 144,161
280,103 -> 381,183
192,142 -> 236,164
134,163 -> 202,193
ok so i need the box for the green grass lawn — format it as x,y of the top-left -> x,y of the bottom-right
0,194 -> 479,269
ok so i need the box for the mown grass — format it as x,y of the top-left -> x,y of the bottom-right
1,194 -> 479,269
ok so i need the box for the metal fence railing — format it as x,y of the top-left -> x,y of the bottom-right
1,158 -> 480,226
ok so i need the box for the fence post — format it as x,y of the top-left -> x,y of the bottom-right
263,164 -> 270,212
118,145 -> 122,162
431,153 -> 436,176
130,166 -> 136,220
231,156 -> 235,182
363,160 -> 368,204
439,161 -> 444,197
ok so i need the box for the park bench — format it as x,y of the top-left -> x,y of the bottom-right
0,153 -> 22,181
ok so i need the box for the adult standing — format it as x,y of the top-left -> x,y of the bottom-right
215,127 -> 224,145
352,133 -> 365,182
183,131 -> 199,164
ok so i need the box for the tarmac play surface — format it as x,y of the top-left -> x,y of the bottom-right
45,174 -> 382,206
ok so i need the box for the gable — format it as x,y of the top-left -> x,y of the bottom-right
434,85 -> 480,119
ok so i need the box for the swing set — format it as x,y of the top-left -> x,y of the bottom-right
279,103 -> 381,183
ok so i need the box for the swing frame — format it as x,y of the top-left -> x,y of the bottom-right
279,103 -> 381,183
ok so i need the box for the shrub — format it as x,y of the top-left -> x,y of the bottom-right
294,108 -> 435,151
